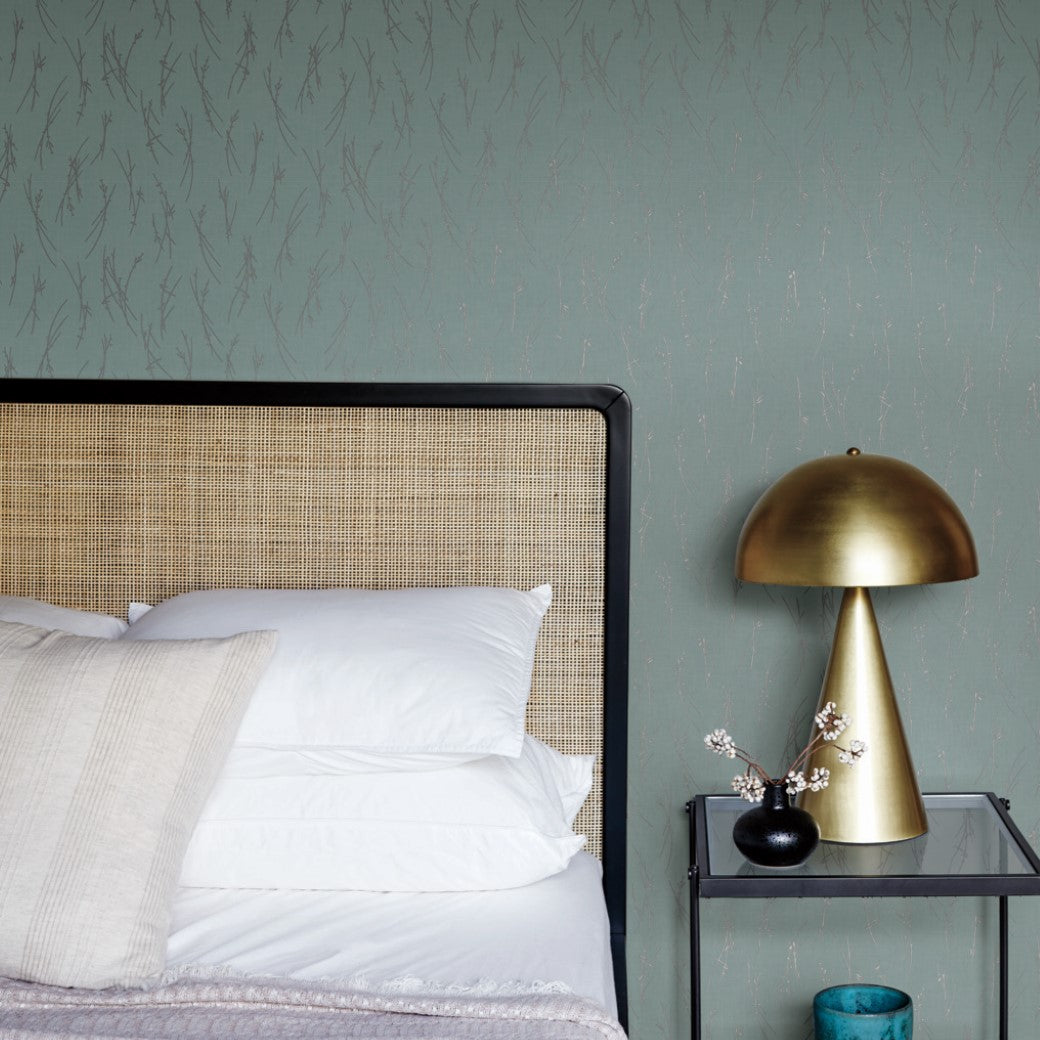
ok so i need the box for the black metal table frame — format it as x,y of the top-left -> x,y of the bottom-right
685,792 -> 1040,1040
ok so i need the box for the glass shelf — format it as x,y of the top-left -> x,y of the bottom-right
689,792 -> 1040,898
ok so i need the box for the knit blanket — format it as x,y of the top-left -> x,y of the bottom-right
0,974 -> 627,1040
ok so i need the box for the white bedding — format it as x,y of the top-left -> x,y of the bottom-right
165,851 -> 617,1017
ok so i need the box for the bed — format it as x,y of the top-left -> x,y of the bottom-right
0,380 -> 631,1039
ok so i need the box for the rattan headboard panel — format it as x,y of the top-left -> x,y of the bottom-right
0,398 -> 608,854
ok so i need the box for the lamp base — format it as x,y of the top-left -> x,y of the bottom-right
797,587 -> 927,844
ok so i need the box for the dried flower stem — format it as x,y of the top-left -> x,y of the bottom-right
704,702 -> 867,802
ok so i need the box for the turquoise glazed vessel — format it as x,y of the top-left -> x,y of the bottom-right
813,984 -> 913,1040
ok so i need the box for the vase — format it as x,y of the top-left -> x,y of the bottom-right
732,782 -> 820,868
813,984 -> 913,1040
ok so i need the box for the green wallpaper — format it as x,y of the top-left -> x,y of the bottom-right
3,2 -> 1040,1037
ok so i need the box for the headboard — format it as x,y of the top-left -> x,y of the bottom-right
0,379 -> 631,1020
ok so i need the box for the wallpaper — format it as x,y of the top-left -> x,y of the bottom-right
3,2 -> 1040,1038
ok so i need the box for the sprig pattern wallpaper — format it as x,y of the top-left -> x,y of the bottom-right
3,2 -> 1040,1037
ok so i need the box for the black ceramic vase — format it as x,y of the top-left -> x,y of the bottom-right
732,783 -> 820,868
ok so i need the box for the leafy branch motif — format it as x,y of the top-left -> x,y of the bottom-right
228,13 -> 257,97
116,150 -> 144,231
16,267 -> 45,336
55,139 -> 88,222
296,27 -> 327,111
100,248 -> 142,331
8,237 -> 25,305
151,177 -> 176,261
297,250 -> 330,332
193,0 -> 222,59
17,44 -> 46,114
273,189 -> 307,279
142,98 -> 172,162
263,64 -> 297,154
303,147 -> 330,231
191,205 -> 222,282
218,180 -> 237,241
324,68 -> 357,146
101,24 -> 142,110
228,237 -> 256,320
152,0 -> 175,38
0,125 -> 16,204
8,13 -> 25,83
62,258 -> 91,348
38,298 -> 68,376
189,268 -> 223,356
24,176 -> 57,266
64,36 -> 92,122
158,267 -> 180,337
84,181 -> 116,259
190,45 -> 222,134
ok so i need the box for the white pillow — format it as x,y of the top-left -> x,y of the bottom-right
0,621 -> 277,989
179,736 -> 593,892
221,745 -> 484,776
124,585 -> 552,757
0,595 -> 127,637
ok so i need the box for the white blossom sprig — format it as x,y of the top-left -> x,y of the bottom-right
703,701 -> 867,801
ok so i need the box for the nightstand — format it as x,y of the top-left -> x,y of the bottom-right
685,792 -> 1040,1040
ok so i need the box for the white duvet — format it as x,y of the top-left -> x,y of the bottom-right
165,851 -> 618,1017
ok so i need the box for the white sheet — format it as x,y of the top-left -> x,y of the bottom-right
165,851 -> 617,1016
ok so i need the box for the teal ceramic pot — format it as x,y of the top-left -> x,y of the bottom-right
813,984 -> 913,1040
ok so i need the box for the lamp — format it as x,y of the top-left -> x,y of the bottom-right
735,448 -> 978,844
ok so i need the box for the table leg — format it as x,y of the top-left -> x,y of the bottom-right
999,894 -> 1008,1040
689,863 -> 701,1040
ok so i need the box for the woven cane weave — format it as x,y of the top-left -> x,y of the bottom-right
0,401 -> 607,855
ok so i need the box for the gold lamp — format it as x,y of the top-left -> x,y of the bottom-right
735,448 -> 978,844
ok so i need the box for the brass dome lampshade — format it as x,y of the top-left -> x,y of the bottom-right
735,449 -> 978,844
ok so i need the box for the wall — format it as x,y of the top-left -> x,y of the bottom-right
3,2 -> 1040,1037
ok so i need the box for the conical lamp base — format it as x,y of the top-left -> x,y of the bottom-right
798,587 -> 927,844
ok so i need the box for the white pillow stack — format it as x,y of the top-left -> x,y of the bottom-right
0,586 -> 594,989
123,584 -> 594,893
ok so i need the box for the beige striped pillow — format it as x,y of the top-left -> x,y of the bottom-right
0,621 -> 276,989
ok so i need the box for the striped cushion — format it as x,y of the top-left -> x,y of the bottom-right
0,621 -> 276,988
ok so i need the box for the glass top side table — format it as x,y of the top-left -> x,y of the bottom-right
685,792 -> 1040,1040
